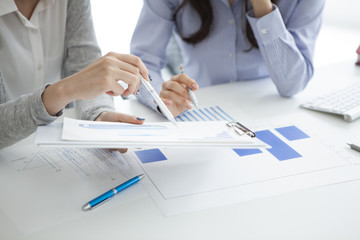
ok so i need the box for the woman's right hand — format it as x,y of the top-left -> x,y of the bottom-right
42,52 -> 149,116
159,73 -> 199,117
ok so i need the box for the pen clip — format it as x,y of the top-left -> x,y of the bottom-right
226,121 -> 256,138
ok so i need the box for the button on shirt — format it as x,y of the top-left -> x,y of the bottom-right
0,0 -> 66,101
131,0 -> 325,110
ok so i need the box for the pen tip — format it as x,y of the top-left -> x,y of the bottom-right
138,174 -> 145,179
82,203 -> 91,211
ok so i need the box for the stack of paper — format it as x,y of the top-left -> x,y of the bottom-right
36,117 -> 266,148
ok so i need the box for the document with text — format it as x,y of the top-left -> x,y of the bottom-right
36,117 -> 267,148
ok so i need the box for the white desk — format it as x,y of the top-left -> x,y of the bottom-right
1,61 -> 360,240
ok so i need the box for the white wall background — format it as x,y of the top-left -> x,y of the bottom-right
91,0 -> 360,67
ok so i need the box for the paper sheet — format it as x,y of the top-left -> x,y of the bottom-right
126,117 -> 360,216
0,144 -> 146,233
36,117 -> 267,148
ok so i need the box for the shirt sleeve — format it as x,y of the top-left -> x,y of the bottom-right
63,0 -> 114,120
0,85 -> 61,149
246,0 -> 325,97
130,0 -> 176,112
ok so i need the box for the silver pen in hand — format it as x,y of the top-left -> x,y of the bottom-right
180,65 -> 199,109
140,75 -> 177,127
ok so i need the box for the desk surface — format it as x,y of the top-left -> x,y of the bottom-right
1,61 -> 360,240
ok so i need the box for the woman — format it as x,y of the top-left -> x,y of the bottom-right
131,0 -> 325,116
0,0 -> 150,148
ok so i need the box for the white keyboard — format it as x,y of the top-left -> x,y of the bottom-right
301,82 -> 360,122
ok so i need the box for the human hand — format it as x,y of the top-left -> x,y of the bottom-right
249,0 -> 273,18
95,111 -> 145,153
159,73 -> 199,117
42,52 -> 150,116
65,52 -> 149,99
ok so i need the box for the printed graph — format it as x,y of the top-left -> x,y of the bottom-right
136,106 -> 310,162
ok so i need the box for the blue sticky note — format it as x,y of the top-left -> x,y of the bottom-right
233,148 -> 263,157
256,130 -> 302,161
135,149 -> 167,164
275,125 -> 310,141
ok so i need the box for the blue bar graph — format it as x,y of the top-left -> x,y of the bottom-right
198,109 -> 213,121
256,130 -> 302,161
186,111 -> 199,121
137,105 -> 307,163
215,106 -> 235,122
233,127 -> 308,161
210,106 -> 227,121
193,110 -> 206,121
233,148 -> 263,157
275,125 -> 310,141
205,107 -> 220,120
176,106 -> 234,122
135,149 -> 167,164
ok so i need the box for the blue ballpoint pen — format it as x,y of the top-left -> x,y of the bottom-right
180,65 -> 199,109
82,174 -> 144,211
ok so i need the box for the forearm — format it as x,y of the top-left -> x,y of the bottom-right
0,86 -> 60,149
42,78 -> 76,116
246,5 -> 322,96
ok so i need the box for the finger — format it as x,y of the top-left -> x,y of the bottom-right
112,70 -> 139,96
107,148 -> 128,153
162,98 -> 173,106
171,74 -> 198,90
161,89 -> 192,110
102,56 -> 140,95
105,52 -> 149,81
162,80 -> 192,101
114,112 -> 146,125
110,57 -> 141,77
106,82 -> 125,96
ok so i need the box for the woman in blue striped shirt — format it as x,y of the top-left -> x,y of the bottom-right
131,0 -> 325,116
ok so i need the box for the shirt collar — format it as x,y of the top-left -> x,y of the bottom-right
0,0 -> 18,17
34,0 -> 55,13
0,0 -> 55,17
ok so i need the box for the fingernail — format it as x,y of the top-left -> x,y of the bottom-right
136,117 -> 145,121
192,83 -> 197,89
187,102 -> 193,109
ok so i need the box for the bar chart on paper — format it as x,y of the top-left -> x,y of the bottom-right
128,106 -> 358,216
175,106 -> 307,162
175,105 -> 235,122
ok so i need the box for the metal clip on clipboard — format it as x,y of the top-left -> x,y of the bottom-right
226,122 -> 256,138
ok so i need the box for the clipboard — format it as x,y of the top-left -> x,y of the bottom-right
35,118 -> 266,148
226,122 -> 256,138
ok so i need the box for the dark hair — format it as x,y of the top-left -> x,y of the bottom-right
173,0 -> 278,49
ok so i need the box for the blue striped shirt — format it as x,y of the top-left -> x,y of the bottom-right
131,0 -> 325,110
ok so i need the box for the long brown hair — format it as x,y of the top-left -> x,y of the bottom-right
173,0 -> 278,49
